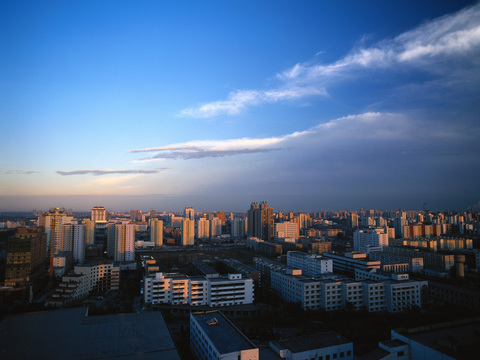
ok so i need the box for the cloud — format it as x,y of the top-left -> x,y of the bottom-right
179,87 -> 326,118
56,168 -> 168,176
279,3 -> 480,83
5,170 -> 43,175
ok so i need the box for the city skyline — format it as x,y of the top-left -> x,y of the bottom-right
1,1 -> 480,212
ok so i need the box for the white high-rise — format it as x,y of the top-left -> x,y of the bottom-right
353,228 -> 388,253
210,217 -> 222,237
91,206 -> 107,222
182,218 -> 195,246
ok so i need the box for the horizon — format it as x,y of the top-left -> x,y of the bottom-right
2,1 -> 480,212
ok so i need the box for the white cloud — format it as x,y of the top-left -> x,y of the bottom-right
56,168 -> 168,176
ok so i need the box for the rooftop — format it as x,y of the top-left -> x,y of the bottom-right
191,311 -> 256,355
0,308 -> 180,360
271,331 -> 352,353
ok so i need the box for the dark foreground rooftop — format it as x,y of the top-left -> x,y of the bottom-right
0,308 -> 181,360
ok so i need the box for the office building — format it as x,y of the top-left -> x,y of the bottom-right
190,311 -> 258,360
322,252 -> 381,275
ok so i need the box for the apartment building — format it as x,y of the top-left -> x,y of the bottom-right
143,272 -> 254,307
74,262 -> 120,292
287,251 -> 333,277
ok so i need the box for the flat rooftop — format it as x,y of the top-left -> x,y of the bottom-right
0,308 -> 180,360
192,311 -> 256,354
271,331 -> 351,353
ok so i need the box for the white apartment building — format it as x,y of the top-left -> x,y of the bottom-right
353,228 -> 388,253
231,218 -> 246,238
368,251 -> 424,273
149,218 -> 163,247
190,311 -> 258,360
143,272 -> 254,307
363,281 -> 386,312
287,251 -> 333,277
210,217 -> 222,237
182,218 -> 195,245
74,262 -> 120,292
322,252 -> 381,275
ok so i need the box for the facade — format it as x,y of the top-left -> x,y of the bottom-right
247,201 -> 274,241
74,262 -> 120,293
182,218 -> 195,245
196,217 -> 210,239
270,331 -> 353,360
287,251 -> 333,277
143,272 -> 254,307
91,206 -> 107,222
150,218 -> 163,247
322,252 -> 381,275
190,311 -> 258,360
368,251 -> 424,273
353,228 -> 388,253
114,222 -> 135,261
231,218 -> 246,238
184,207 -> 195,220
45,273 -> 89,307
383,246 -> 455,271
275,222 -> 299,241
5,227 -> 47,287
210,217 -> 222,237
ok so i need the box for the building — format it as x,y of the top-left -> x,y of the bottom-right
368,251 -> 424,273
231,218 -> 246,238
52,251 -> 73,278
270,331 -> 353,360
247,201 -> 274,241
190,311 -> 258,360
184,207 -> 195,220
182,218 -> 195,245
91,206 -> 107,222
322,252 -> 381,276
143,272 -> 254,307
4,227 -> 47,287
275,222 -> 299,241
383,246 -> 455,271
287,251 -> 333,277
45,273 -> 89,307
353,228 -> 388,253
114,221 -> 135,261
197,217 -> 210,239
210,217 -> 222,237
74,262 -> 120,293
150,218 -> 164,247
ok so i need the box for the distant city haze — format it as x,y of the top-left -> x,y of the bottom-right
1,1 -> 479,212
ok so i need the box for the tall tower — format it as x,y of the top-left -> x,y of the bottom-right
91,206 -> 107,222
114,222 -> 135,261
182,218 -> 195,246
247,201 -> 274,240
38,208 -> 73,276
196,217 -> 210,239
150,218 -> 164,247
184,207 -> 195,220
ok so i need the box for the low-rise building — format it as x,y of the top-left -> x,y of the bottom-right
190,311 -> 258,360
287,251 -> 333,277
270,331 -> 353,360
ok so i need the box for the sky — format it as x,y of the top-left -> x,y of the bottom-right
1,0 -> 480,213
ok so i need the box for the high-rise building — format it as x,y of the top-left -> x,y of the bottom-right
5,227 -> 47,287
247,201 -> 274,241
182,218 -> 195,246
275,222 -> 299,241
91,206 -> 107,222
353,228 -> 388,253
210,217 -> 222,237
150,218 -> 163,247
82,219 -> 96,245
231,218 -> 246,238
184,207 -> 195,220
114,222 -> 135,261
196,217 -> 210,239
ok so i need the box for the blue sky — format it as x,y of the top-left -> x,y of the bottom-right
1,0 -> 479,212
